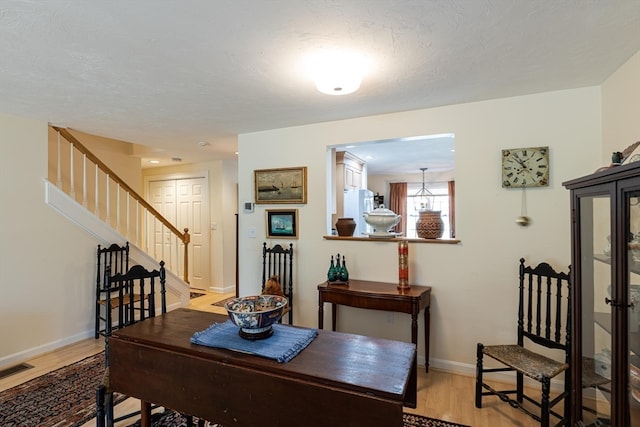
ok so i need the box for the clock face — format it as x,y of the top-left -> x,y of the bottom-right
502,147 -> 549,188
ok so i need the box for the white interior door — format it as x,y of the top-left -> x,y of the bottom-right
148,177 -> 210,289
176,178 -> 209,289
149,180 -> 176,265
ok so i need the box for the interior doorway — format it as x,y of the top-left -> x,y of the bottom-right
147,175 -> 210,290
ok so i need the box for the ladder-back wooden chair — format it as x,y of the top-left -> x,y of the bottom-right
95,242 -> 129,339
96,261 -> 171,427
107,263 -> 167,343
262,242 -> 294,324
475,258 -> 571,427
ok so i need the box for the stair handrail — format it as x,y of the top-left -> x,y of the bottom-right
50,125 -> 190,283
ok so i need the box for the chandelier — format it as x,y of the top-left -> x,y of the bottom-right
413,167 -> 432,211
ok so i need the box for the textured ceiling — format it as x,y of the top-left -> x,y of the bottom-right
0,0 -> 639,169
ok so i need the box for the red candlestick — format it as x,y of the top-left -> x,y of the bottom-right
398,240 -> 409,290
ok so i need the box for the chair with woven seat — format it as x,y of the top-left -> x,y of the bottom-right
580,356 -> 611,417
95,242 -> 130,339
96,261 -> 169,427
475,258 -> 571,427
261,242 -> 294,324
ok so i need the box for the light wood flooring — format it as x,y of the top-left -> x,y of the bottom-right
1,290 -> 545,427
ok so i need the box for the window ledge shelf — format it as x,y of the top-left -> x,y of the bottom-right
323,235 -> 460,244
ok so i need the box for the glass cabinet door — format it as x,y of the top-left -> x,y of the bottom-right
566,165 -> 640,426
580,194 -> 612,425
627,189 -> 640,425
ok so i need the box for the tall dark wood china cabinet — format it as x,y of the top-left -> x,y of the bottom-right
564,162 -> 640,426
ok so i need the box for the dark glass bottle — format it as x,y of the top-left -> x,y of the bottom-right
327,256 -> 337,281
340,256 -> 349,281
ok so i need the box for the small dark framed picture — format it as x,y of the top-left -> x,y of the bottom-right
266,209 -> 298,239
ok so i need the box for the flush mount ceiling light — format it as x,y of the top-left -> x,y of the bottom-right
307,50 -> 369,96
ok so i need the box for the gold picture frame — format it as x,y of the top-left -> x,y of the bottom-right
266,209 -> 298,239
254,167 -> 307,204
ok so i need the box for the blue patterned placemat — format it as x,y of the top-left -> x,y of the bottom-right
190,320 -> 318,363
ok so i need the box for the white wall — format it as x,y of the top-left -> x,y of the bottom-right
602,50 -> 640,159
238,87 -> 602,372
0,113 -> 100,365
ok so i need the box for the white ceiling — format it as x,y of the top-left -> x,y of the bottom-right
336,134 -> 455,175
1,1 -> 639,170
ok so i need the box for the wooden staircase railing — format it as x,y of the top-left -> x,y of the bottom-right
50,126 -> 190,283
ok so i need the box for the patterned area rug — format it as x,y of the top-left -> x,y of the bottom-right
404,413 -> 470,427
211,296 -> 234,307
0,351 -> 124,427
128,411 -> 470,427
190,290 -> 206,299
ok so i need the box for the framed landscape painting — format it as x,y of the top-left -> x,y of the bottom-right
266,209 -> 298,239
254,166 -> 307,204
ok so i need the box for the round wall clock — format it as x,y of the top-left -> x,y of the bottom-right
501,146 -> 549,188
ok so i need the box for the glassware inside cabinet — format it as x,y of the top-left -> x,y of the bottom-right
581,195 -> 612,425
627,190 -> 640,425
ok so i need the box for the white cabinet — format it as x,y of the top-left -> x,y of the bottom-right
337,151 -> 365,191
334,151 -> 366,225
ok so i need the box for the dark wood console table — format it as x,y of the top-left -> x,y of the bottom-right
108,308 -> 416,426
317,279 -> 431,378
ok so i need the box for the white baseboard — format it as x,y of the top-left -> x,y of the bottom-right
208,284 -> 235,294
425,357 -> 565,392
0,303 -> 185,370
0,330 -> 94,370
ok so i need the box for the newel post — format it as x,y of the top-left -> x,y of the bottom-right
183,228 -> 190,283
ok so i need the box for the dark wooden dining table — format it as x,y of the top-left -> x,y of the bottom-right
108,308 -> 416,427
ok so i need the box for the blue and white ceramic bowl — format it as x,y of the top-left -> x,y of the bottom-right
225,295 -> 288,339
